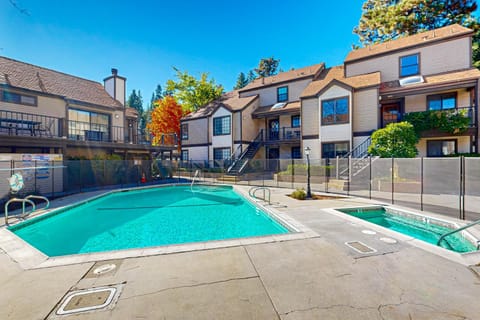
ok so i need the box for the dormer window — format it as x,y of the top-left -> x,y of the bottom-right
399,53 -> 420,77
277,86 -> 288,102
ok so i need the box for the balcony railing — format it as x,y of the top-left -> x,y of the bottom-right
0,109 -> 62,137
265,126 -> 301,142
402,106 -> 476,135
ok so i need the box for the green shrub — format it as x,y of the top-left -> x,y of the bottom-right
368,122 -> 418,158
291,188 -> 306,200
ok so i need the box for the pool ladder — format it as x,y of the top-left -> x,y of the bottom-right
249,187 -> 271,205
437,218 -> 480,250
4,195 -> 50,226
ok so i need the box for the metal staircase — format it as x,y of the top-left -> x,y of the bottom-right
339,137 -> 376,179
227,130 -> 264,176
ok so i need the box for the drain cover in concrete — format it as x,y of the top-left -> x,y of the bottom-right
84,260 -> 122,278
345,241 -> 377,254
379,237 -> 397,244
51,283 -> 125,317
362,230 -> 376,235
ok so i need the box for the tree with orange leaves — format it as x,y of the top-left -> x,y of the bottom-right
147,96 -> 189,147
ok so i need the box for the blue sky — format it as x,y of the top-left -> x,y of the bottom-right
1,0 -> 365,106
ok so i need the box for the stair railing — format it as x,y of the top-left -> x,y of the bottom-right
227,130 -> 264,174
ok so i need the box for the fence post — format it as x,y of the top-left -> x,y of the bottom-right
34,160 -> 37,194
52,161 -> 55,197
291,158 -> 294,189
420,157 -> 424,211
391,157 -> 394,204
347,156 -> 351,196
369,156 -> 372,200
335,156 -> 339,179
462,156 -> 466,220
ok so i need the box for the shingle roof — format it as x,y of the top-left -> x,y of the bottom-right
239,63 -> 325,92
251,101 -> 300,118
301,66 -> 381,98
345,24 -> 473,63
380,68 -> 480,94
125,107 -> 139,118
181,91 -> 258,121
0,56 -> 123,108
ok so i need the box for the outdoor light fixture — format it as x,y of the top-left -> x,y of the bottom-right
304,146 -> 312,199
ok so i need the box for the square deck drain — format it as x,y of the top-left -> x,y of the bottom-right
345,241 -> 377,254
49,283 -> 125,318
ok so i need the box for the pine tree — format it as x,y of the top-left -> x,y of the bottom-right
247,70 -> 256,83
254,56 -> 280,78
127,89 -> 146,130
233,72 -> 249,89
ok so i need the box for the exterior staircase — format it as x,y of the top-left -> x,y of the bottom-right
226,130 -> 264,176
338,136 -> 377,180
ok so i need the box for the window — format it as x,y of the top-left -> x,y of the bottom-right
427,93 -> 456,111
213,116 -> 231,135
1,90 -> 37,106
181,150 -> 189,161
181,123 -> 188,140
427,140 -> 457,157
322,142 -> 349,159
213,147 -> 231,160
399,53 -> 420,77
68,109 -> 110,141
291,115 -> 301,128
321,97 -> 349,125
277,86 -> 288,102
291,146 -> 302,159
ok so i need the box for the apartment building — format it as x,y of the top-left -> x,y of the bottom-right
0,56 -> 176,159
182,24 -> 480,173
302,24 -> 480,159
180,64 -> 324,169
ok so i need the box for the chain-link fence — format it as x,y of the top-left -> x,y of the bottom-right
1,157 -> 479,221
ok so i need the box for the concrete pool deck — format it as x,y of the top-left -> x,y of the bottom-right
1,185 -> 480,319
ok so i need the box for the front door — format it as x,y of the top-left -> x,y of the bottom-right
267,147 -> 280,171
381,103 -> 401,127
269,119 -> 279,141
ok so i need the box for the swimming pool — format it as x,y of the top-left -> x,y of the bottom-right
9,185 -> 290,256
337,207 -> 478,253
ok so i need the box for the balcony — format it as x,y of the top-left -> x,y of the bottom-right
0,110 -> 62,138
402,106 -> 476,137
264,126 -> 301,144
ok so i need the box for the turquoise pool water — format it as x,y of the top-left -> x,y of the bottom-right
338,207 -> 477,253
10,185 -> 289,256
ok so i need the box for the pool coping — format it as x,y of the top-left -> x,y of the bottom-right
324,205 -> 480,266
0,184 -> 319,270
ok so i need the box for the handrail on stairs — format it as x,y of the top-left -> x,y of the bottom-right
227,129 -> 264,173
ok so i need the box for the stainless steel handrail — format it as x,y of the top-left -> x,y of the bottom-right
24,195 -> 50,213
436,219 -> 480,247
249,186 -> 271,205
4,198 -> 36,226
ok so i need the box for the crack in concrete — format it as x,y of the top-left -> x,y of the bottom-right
280,304 -> 376,316
119,275 -> 259,301
377,301 -> 468,320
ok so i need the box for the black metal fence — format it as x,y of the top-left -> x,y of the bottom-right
1,157 -> 479,222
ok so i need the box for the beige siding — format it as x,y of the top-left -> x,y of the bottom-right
404,89 -> 471,113
417,136 -> 470,157
346,37 -> 471,81
301,98 -> 319,136
0,94 -> 66,118
319,85 -> 352,145
353,88 -> 378,132
182,118 -> 208,145
233,112 -> 241,141
241,99 -> 260,141
239,78 -> 312,107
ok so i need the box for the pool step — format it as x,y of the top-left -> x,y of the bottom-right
217,175 -> 238,183
328,179 -> 349,191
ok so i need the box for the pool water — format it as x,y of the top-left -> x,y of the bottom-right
10,185 -> 289,256
339,208 -> 477,253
